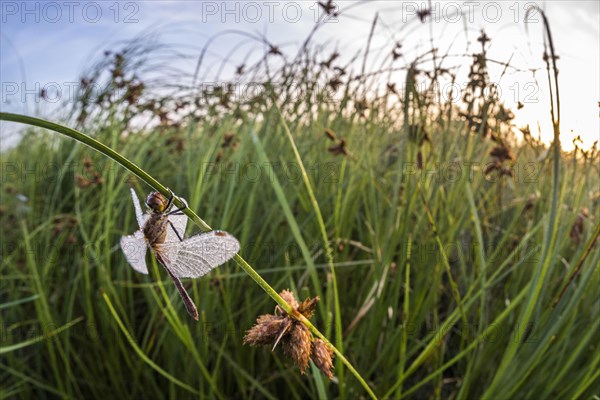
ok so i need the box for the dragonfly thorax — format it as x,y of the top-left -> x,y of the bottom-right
143,213 -> 169,246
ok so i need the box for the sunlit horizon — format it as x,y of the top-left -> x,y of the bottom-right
1,1 -> 598,151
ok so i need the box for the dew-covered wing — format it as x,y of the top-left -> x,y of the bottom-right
130,188 -> 148,229
120,230 -> 148,274
165,197 -> 188,243
158,231 -> 240,278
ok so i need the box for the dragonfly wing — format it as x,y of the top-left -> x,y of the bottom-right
159,231 -> 240,278
120,230 -> 149,274
130,188 -> 148,228
165,197 -> 188,243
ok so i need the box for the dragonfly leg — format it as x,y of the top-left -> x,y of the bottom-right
167,205 -> 187,215
168,220 -> 184,242
164,188 -> 176,210
166,188 -> 188,215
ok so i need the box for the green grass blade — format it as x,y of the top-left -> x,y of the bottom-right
0,317 -> 83,355
0,295 -> 40,310
101,291 -> 200,395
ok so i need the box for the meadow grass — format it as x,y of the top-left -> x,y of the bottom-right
1,100 -> 598,398
1,9 -> 599,400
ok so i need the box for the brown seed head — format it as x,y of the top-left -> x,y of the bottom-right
570,208 -> 588,245
75,174 -> 92,188
222,132 -> 235,148
417,8 -> 431,23
417,151 -> 423,170
490,145 -> 514,162
328,139 -> 350,156
280,289 -> 299,310
282,323 -> 312,374
298,297 -> 319,319
324,128 -> 337,141
244,314 -> 288,346
483,162 -> 500,176
244,290 -> 332,378
500,167 -> 514,177
311,338 -> 335,379
82,157 -> 93,170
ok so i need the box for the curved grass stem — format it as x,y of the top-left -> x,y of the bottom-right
272,105 -> 346,394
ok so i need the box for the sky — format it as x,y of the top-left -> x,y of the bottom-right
1,1 -> 599,151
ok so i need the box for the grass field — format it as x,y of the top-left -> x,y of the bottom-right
1,7 -> 599,400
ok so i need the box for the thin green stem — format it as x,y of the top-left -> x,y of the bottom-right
553,221 -> 600,307
417,182 -> 467,326
102,291 -> 200,394
483,10 -> 563,397
395,235 -> 412,400
273,105 -> 346,393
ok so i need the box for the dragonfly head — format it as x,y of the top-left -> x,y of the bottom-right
145,191 -> 168,213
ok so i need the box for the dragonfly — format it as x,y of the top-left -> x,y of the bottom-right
120,188 -> 240,320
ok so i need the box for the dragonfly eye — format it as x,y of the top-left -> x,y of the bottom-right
145,191 -> 168,213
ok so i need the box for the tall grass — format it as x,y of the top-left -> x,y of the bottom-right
1,7 -> 599,400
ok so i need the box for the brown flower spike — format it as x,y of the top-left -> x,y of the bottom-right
312,338 -> 335,379
244,290 -> 334,379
